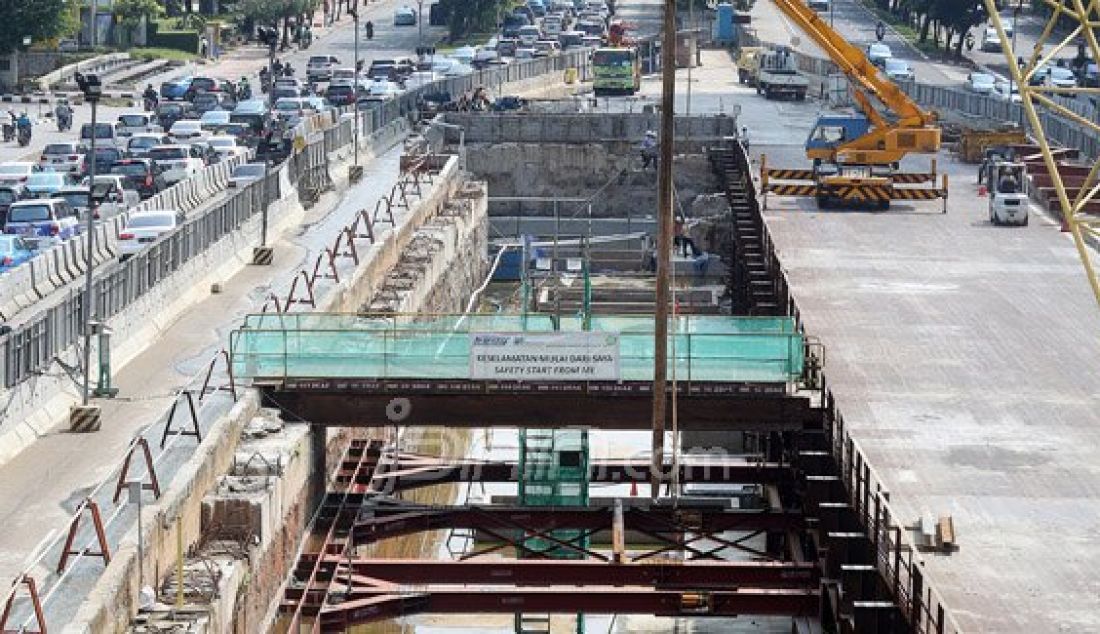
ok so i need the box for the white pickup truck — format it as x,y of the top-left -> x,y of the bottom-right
146,144 -> 205,185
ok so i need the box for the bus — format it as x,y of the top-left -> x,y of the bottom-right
592,47 -> 640,96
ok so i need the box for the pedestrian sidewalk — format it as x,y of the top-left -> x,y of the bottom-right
0,143 -> 408,626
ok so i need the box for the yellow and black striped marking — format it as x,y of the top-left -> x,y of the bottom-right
892,172 -> 938,184
829,185 -> 893,203
891,188 -> 946,200
765,184 -> 818,196
764,168 -> 817,181
70,405 -> 102,433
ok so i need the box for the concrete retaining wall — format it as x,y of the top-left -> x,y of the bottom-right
0,118 -> 408,471
64,157 -> 488,634
443,112 -> 739,145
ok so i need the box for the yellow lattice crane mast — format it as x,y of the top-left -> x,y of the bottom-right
984,0 -> 1100,308
760,0 -> 947,210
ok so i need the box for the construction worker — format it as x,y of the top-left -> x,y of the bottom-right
640,130 -> 658,170
998,167 -> 1020,194
741,126 -> 751,154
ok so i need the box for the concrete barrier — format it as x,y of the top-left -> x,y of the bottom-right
38,52 -> 130,91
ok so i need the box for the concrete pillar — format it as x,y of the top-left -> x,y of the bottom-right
311,424 -> 327,501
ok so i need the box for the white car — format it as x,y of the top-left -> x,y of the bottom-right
991,80 -> 1022,103
169,119 -> 205,142
118,210 -> 184,257
146,144 -> 205,185
206,135 -> 250,160
1044,66 -> 1078,88
39,142 -> 87,174
965,72 -> 997,94
0,162 -> 39,185
866,43 -> 893,68
882,58 -> 913,81
126,133 -> 172,159
980,27 -> 1002,52
199,110 -> 232,131
403,70 -> 440,91
306,54 -> 340,81
228,162 -> 266,188
330,67 -> 358,83
394,6 -> 417,25
116,113 -> 160,137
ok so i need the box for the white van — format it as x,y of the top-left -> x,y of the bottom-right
80,121 -> 122,150
517,25 -> 541,47
116,113 -> 160,137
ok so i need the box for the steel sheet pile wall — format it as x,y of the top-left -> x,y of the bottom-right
0,50 -> 592,391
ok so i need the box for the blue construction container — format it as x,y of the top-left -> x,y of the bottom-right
715,3 -> 736,44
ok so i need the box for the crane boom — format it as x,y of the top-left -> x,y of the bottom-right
771,0 -> 940,164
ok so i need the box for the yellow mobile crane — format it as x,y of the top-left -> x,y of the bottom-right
760,0 -> 948,210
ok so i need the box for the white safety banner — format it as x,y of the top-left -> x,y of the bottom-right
469,332 -> 621,381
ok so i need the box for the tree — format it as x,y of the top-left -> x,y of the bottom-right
438,0 -> 507,41
114,0 -> 164,31
0,0 -> 74,54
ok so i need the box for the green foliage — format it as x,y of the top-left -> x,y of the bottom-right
129,46 -> 198,61
147,22 -> 200,53
238,0 -> 319,26
437,0 -> 510,41
0,0 -> 74,54
114,0 -> 165,30
861,0 -> 986,59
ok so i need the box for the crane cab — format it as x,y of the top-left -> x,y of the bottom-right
805,115 -> 872,163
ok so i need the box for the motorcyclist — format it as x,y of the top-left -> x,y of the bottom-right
282,62 -> 294,77
0,109 -> 12,142
143,84 -> 158,111
365,20 -> 374,40
273,58 -> 284,76
16,112 -> 32,145
238,77 -> 252,100
54,99 -> 73,131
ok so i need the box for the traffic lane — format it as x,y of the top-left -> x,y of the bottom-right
199,0 -> 447,86
826,0 -> 958,85
0,102 -> 135,165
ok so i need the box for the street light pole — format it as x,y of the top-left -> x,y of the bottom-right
1012,3 -> 1022,126
652,0 -> 677,499
75,73 -> 101,406
353,7 -> 360,167
418,0 -> 424,48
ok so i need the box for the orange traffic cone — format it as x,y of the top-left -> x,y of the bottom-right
629,480 -> 638,497
978,184 -> 988,197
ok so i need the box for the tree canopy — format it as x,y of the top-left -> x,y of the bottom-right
0,0 -> 75,54
876,0 -> 987,58
114,0 -> 164,31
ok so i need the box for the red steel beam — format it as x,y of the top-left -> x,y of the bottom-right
335,454 -> 792,490
291,557 -> 819,588
348,504 -> 803,545
316,587 -> 821,630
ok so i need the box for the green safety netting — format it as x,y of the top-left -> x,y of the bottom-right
231,313 -> 804,383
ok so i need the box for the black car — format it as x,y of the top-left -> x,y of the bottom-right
324,83 -> 359,107
155,102 -> 186,130
184,76 -> 220,100
108,158 -> 166,199
84,147 -> 127,177
189,91 -> 223,115
0,185 -> 27,231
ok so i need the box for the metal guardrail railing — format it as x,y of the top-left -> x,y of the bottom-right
0,50 -> 594,391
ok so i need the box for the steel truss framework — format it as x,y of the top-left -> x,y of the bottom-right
283,497 -> 820,630
279,440 -> 822,632
985,0 -> 1100,307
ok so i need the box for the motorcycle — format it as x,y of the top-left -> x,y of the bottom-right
17,126 -> 31,147
56,112 -> 72,132
282,63 -> 295,77
143,97 -> 157,112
